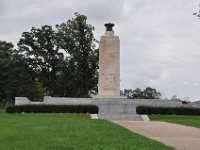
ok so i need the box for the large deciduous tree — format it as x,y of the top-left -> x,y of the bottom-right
0,41 -> 42,102
18,13 -> 98,98
56,13 -> 98,97
0,41 -> 15,102
18,25 -> 65,96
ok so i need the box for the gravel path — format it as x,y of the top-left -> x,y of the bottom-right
112,121 -> 200,150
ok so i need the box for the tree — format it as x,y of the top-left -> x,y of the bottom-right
130,88 -> 144,99
122,89 -> 132,97
17,13 -> 98,98
193,2 -> 200,19
142,87 -> 161,99
18,25 -> 65,96
0,41 -> 42,102
126,87 -> 161,99
0,41 -> 15,102
56,13 -> 98,97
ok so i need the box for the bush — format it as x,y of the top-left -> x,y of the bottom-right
136,106 -> 200,116
6,105 -> 99,114
0,105 -> 6,109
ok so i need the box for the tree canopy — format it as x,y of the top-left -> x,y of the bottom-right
18,25 -> 65,96
0,13 -> 99,103
56,13 -> 98,97
122,87 -> 162,99
0,41 -> 42,102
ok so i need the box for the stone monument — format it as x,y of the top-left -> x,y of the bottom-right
95,23 -> 125,98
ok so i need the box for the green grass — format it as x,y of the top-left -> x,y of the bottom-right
0,109 -> 174,150
149,115 -> 200,128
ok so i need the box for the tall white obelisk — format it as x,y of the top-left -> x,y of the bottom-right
96,23 -> 124,98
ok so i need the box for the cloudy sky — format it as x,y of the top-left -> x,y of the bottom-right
1,0 -> 200,101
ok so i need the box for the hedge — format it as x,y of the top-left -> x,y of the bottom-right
136,106 -> 200,116
6,105 -> 99,114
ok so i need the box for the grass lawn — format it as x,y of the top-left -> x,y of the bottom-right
149,115 -> 200,128
0,109 -> 174,150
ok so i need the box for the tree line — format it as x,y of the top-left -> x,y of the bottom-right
121,87 -> 162,99
0,13 -> 98,103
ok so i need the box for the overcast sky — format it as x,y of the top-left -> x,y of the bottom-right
1,0 -> 200,101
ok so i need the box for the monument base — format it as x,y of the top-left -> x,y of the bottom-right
92,95 -> 127,99
15,96 -> 185,120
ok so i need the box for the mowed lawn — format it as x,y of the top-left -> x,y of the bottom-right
149,115 -> 200,128
0,110 -> 174,150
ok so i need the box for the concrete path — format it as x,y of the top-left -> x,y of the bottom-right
112,121 -> 200,150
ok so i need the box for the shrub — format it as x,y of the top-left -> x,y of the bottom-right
136,106 -> 200,116
6,105 -> 99,114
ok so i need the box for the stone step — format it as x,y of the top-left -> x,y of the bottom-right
98,114 -> 143,121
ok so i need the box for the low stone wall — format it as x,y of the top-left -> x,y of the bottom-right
15,97 -> 44,105
15,96 -> 200,115
43,96 -> 183,115
186,100 -> 200,108
15,97 -> 31,105
43,96 -> 92,105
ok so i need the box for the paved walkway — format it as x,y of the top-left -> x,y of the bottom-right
112,121 -> 200,150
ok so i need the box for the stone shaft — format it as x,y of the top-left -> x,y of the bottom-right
98,30 -> 120,96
